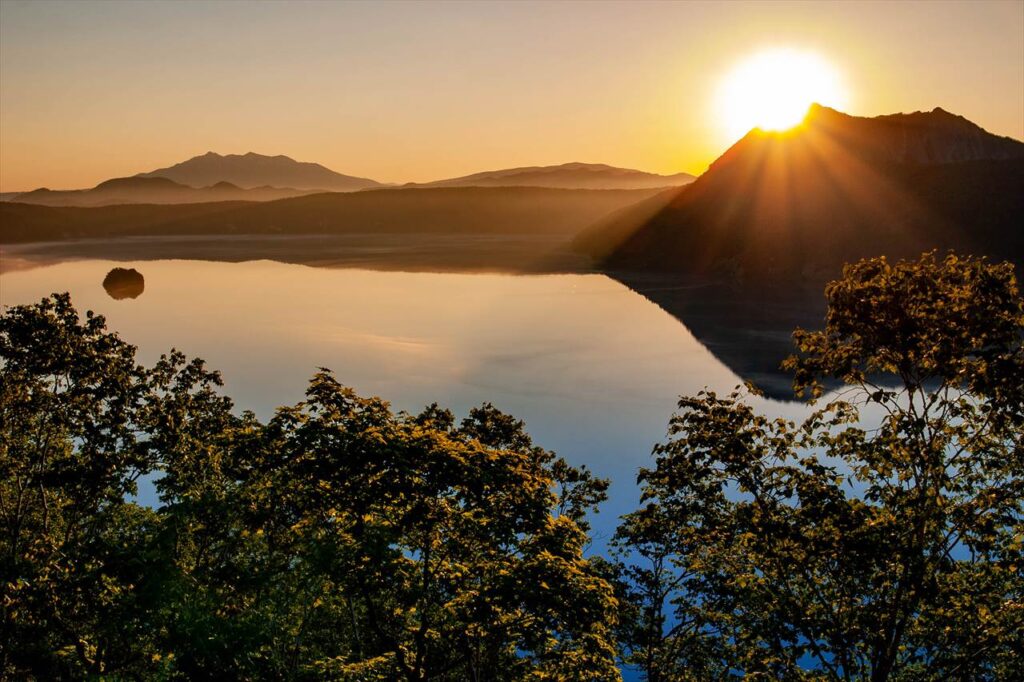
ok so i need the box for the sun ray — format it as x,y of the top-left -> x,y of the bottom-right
715,48 -> 849,143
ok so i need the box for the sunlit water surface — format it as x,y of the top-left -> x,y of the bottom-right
1,259 -> 815,544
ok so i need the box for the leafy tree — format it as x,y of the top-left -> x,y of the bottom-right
0,294 -> 245,678
226,375 -> 619,680
0,293 -> 161,677
1,294 -> 621,680
614,252 -> 1024,681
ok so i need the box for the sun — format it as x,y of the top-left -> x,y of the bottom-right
714,48 -> 849,143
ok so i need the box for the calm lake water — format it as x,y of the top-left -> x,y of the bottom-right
1,257 -> 814,544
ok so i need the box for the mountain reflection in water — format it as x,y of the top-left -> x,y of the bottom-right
608,272 -> 829,399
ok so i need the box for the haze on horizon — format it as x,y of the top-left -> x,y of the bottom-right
1,0 -> 1021,192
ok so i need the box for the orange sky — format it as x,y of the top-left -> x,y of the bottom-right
1,0 -> 1021,191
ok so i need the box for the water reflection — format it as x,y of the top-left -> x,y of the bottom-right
4,238 -> 828,395
609,272 -> 829,399
0,258 -> 817,540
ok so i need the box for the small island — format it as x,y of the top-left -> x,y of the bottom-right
102,267 -> 145,300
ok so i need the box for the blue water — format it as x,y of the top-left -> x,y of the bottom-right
1,257 -> 819,543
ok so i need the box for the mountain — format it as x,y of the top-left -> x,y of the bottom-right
799,105 -> 1024,165
10,158 -> 690,204
578,105 -> 1024,286
2,186 -> 666,273
571,105 -> 1024,397
408,162 -> 695,190
1,186 -> 664,245
10,176 -> 319,207
137,152 -> 382,191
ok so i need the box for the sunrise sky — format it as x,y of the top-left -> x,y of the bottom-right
1,0 -> 1022,191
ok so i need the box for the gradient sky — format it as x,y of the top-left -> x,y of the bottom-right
1,0 -> 1021,191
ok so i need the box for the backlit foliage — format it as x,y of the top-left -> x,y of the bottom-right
613,252 -> 1023,681
3,251 -> 1021,681
1,294 -> 618,680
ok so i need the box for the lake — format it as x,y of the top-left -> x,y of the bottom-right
0,254 -> 815,545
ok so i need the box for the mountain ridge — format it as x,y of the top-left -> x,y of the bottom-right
11,176 -> 320,207
137,151 -> 383,191
1,157 -> 699,205
0,186 -> 665,245
406,162 -> 695,190
574,105 -> 1024,397
579,105 -> 1024,285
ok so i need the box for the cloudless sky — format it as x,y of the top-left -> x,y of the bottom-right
1,0 -> 1021,190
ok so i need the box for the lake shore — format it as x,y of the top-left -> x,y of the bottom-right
1,233 -> 593,275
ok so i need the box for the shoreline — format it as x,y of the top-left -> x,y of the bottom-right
1,232 -> 595,276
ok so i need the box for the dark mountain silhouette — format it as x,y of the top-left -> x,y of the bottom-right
2,187 -> 668,274
408,162 -> 695,190
137,152 -> 382,191
11,176 -> 318,207
576,105 -> 1024,398
1,186 -> 663,244
578,105 -> 1024,286
802,105 -> 1024,165
10,159 -> 691,205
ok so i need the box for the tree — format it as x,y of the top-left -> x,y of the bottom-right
231,374 -> 620,680
614,252 -> 1024,681
0,294 -> 245,678
1,294 -> 621,680
0,293 -> 159,676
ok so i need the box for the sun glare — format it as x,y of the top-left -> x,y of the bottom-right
715,48 -> 849,143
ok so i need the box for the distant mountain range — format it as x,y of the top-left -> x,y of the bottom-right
1,156 -> 695,206
136,152 -> 383,192
406,163 -> 695,190
10,177 -> 318,208
577,105 -> 1024,287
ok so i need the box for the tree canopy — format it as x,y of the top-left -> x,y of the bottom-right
612,252 -> 1024,681
1,293 -> 618,680
3,252 -> 1022,681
